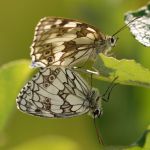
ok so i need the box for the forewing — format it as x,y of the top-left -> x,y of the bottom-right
31,17 -> 104,68
16,66 -> 90,118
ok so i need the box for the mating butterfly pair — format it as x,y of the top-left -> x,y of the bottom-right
17,17 -> 117,119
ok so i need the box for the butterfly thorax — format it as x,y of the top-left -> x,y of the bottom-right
96,35 -> 117,55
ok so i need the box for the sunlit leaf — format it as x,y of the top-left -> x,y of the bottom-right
0,60 -> 33,132
124,2 -> 150,46
93,54 -> 150,88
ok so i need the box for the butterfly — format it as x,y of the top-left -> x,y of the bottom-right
30,17 -> 117,68
125,6 -> 150,47
16,66 -> 102,118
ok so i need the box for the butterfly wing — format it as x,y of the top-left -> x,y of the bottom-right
125,13 -> 150,47
16,66 -> 90,118
31,17 -> 105,68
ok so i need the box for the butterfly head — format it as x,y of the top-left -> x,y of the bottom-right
89,91 -> 103,118
93,95 -> 103,118
93,107 -> 102,118
99,35 -> 118,55
107,36 -> 118,47
106,35 -> 118,49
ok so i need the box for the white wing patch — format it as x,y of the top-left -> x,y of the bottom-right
16,66 -> 92,118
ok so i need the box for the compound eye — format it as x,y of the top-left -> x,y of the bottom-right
110,37 -> 117,47
111,37 -> 115,44
93,109 -> 100,118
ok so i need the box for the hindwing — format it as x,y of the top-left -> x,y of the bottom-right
16,66 -> 91,118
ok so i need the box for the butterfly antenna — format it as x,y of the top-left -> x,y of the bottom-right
112,17 -> 140,37
102,76 -> 118,102
93,117 -> 104,145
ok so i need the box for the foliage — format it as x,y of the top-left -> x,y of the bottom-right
0,60 -> 33,132
94,54 -> 150,88
0,0 -> 150,150
0,58 -> 150,149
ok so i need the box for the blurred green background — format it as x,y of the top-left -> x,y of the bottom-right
0,0 -> 150,150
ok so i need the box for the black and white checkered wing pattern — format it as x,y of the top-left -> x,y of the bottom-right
31,17 -> 105,68
16,67 -> 90,118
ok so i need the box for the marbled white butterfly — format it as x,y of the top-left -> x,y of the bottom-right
30,17 -> 117,68
16,66 -> 102,118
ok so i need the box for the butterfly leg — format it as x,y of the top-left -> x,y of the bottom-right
101,76 -> 118,102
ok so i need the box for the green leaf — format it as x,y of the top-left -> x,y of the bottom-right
11,136 -> 81,150
10,127 -> 150,150
103,126 -> 150,150
0,60 -> 33,132
93,54 -> 150,88
124,2 -> 150,46
123,125 -> 150,150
